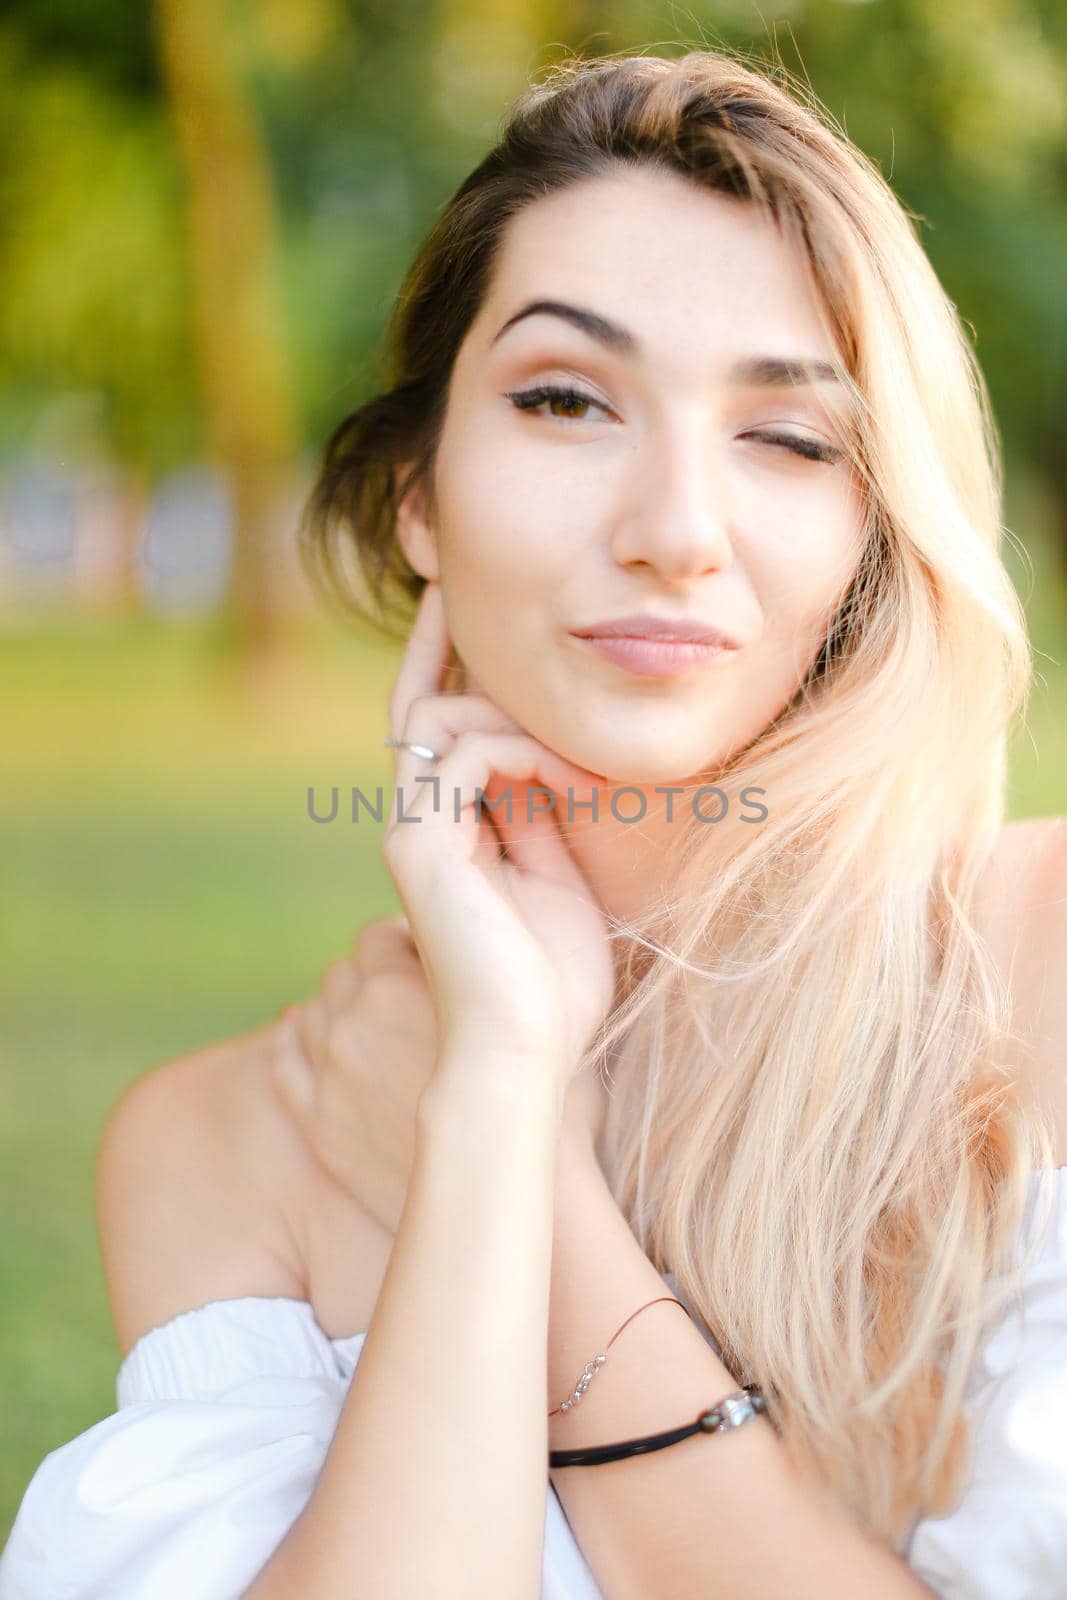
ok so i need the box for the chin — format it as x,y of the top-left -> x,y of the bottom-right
560,746 -> 726,790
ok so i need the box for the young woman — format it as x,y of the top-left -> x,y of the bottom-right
4,48 -> 1066,1600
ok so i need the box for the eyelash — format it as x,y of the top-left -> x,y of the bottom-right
504,383 -> 844,465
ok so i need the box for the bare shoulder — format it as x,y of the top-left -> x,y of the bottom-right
95,1020 -> 319,1357
974,817 -> 1067,1165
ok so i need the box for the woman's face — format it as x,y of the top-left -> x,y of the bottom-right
397,166 -> 865,786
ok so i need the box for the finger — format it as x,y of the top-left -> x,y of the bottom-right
387,694 -> 522,876
389,692 -> 519,818
403,693 -> 520,746
292,993 -> 328,1072
490,778 -> 598,891
352,913 -> 412,959
473,811 -> 506,879
354,917 -> 420,974
386,582 -> 451,789
321,953 -> 361,1011
384,729 -> 600,869
351,913 -> 455,987
270,1018 -> 315,1123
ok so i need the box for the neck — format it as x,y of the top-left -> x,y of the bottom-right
560,789 -> 685,927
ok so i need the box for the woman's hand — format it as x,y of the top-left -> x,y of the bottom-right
381,580 -> 616,1095
270,914 -> 610,1236
270,916 -> 435,1236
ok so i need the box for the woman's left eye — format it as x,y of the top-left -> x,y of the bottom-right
505,384 -> 613,424
743,430 -> 845,465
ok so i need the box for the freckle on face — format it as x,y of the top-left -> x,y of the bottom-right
423,168 -> 865,787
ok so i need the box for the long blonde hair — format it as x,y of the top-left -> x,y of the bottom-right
300,47 -> 1058,1548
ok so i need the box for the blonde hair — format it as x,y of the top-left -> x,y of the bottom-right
300,47 -> 1058,1549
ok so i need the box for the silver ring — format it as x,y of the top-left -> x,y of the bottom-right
384,735 -> 440,762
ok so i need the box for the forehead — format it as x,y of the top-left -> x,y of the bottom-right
470,166 -> 835,373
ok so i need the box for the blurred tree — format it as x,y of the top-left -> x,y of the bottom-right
0,26 -> 196,468
153,0 -> 299,669
772,0 -> 1067,561
0,0 -> 1064,612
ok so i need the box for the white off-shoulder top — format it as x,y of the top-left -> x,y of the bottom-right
2,1169 -> 1065,1599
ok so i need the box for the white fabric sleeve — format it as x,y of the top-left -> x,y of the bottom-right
0,1297 -> 361,1600
0,1296 -> 606,1600
902,1170 -> 1067,1599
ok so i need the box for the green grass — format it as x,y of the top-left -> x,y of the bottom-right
1,605 -> 406,1535
2,550 -> 1067,1540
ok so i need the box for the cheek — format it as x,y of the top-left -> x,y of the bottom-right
753,480 -> 863,632
431,481 -> 545,687
436,442 -> 577,596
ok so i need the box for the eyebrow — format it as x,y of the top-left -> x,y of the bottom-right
491,298 -> 843,388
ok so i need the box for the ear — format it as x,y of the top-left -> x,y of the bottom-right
394,462 -> 439,582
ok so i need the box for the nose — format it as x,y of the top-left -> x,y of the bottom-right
610,423 -> 735,583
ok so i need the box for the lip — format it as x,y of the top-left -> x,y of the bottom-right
570,613 -> 740,649
569,633 -> 737,679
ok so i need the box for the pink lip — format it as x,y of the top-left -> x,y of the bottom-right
570,614 -> 740,649
570,634 -> 736,679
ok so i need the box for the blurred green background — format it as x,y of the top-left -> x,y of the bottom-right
2,0 -> 1066,1540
